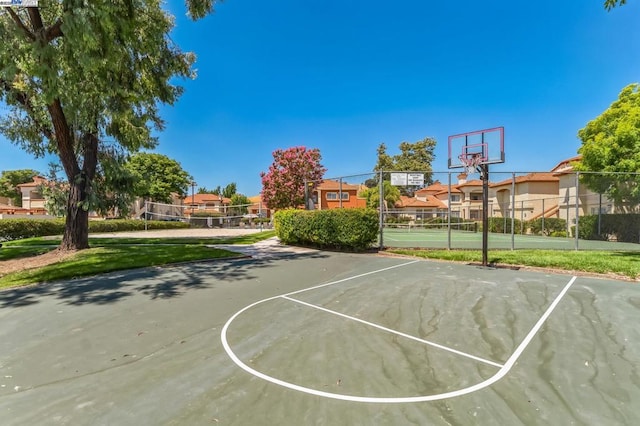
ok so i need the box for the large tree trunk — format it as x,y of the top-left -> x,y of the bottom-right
58,132 -> 99,251
60,181 -> 90,251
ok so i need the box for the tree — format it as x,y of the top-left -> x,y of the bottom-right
230,193 -> 250,215
0,1 -> 218,251
125,153 -> 191,204
373,143 -> 395,173
605,0 -> 627,10
260,146 -> 326,210
359,181 -> 401,209
371,137 -> 437,195
575,84 -> 640,211
0,168 -> 39,206
222,182 -> 237,198
41,152 -> 138,218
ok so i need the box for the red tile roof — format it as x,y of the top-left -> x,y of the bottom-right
316,179 -> 362,191
491,173 -> 558,188
395,195 -> 447,209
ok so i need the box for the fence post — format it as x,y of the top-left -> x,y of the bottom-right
511,173 -> 515,250
575,172 -> 580,250
598,192 -> 602,235
378,170 -> 384,249
541,198 -> 545,236
520,200 -> 524,235
448,172 -> 452,250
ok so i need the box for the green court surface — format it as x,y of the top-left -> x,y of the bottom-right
382,227 -> 640,251
1,248 -> 638,425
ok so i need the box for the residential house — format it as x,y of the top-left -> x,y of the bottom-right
312,179 -> 367,210
16,175 -> 48,214
182,193 -> 229,217
247,195 -> 270,218
418,179 -> 464,218
551,155 -> 613,227
393,194 -> 447,221
0,176 -> 51,218
489,173 -> 560,222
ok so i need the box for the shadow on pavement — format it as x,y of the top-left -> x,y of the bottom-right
0,250 -> 329,308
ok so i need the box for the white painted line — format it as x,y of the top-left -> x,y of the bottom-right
283,260 -> 420,298
282,295 -> 503,368
221,268 -> 578,403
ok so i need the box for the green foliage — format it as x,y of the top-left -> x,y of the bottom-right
373,138 -> 437,191
604,0 -> 627,10
0,218 -> 187,242
274,208 -> 379,251
0,169 -> 39,206
0,1 -> 219,250
230,193 -> 250,215
575,84 -> 640,211
486,217 -> 523,234
0,218 -> 65,241
125,153 -> 191,203
527,218 -> 567,236
359,181 -> 401,209
578,214 -> 640,243
222,183 -> 237,198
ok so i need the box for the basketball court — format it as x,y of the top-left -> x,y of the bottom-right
1,244 -> 638,424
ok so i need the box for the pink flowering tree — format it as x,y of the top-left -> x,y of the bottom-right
261,146 -> 327,210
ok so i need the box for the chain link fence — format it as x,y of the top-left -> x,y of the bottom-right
312,170 -> 640,251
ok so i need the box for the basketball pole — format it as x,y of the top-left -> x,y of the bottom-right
480,163 -> 489,266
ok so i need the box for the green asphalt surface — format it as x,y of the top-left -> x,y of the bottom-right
0,245 -> 639,425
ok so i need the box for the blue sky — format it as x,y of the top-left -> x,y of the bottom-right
1,0 -> 639,196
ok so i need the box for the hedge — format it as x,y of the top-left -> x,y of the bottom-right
274,208 -> 379,251
577,214 -> 640,243
486,217 -> 523,234
0,218 -> 189,242
527,218 -> 567,236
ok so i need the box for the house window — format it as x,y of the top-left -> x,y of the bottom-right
326,192 -> 349,200
470,193 -> 482,201
450,194 -> 460,202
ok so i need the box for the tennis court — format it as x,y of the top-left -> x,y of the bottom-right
382,223 -> 640,250
1,246 -> 638,424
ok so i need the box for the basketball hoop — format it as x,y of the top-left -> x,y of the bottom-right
459,153 -> 484,174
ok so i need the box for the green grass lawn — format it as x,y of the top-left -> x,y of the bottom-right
0,230 -> 276,289
386,248 -> 640,280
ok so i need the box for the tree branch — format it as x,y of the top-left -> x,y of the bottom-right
6,8 -> 35,41
0,78 -> 54,140
45,19 -> 64,42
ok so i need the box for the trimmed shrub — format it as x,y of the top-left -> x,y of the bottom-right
0,218 -> 188,241
486,217 -> 523,234
578,214 -> 640,243
0,218 -> 65,241
527,218 -> 567,236
274,208 -> 378,251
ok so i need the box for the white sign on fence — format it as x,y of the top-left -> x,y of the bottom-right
407,173 -> 425,186
390,173 -> 407,186
391,172 -> 424,186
